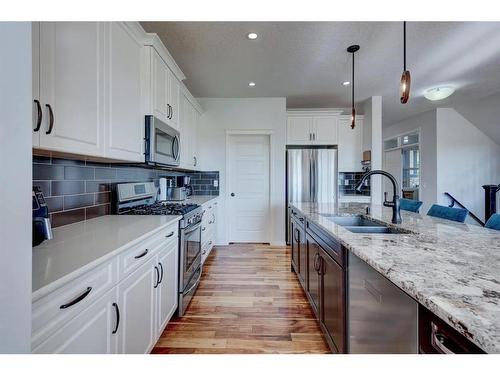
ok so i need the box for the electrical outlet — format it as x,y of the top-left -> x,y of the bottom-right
344,179 -> 349,186
213,179 -> 219,188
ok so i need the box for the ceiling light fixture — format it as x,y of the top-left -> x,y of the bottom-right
247,32 -> 258,40
342,81 -> 350,86
347,44 -> 360,129
248,82 -> 256,87
400,21 -> 411,104
424,87 -> 455,101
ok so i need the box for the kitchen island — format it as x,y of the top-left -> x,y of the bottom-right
290,201 -> 500,353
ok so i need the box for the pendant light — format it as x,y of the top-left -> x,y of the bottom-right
347,45 -> 360,129
400,21 -> 411,104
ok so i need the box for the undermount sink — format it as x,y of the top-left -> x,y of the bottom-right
323,215 -> 405,234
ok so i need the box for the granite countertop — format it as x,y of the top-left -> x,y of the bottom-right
32,215 -> 181,300
163,195 -> 219,206
290,201 -> 500,353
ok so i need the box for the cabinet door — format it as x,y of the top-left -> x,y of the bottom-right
313,116 -> 338,145
38,22 -> 105,156
117,257 -> 157,354
168,71 -> 180,129
152,49 -> 168,122
287,116 -> 313,144
191,107 -> 200,169
306,234 -> 321,318
105,23 -> 143,162
298,224 -> 307,286
179,95 -> 193,168
320,251 -> 345,353
32,22 -> 41,147
338,116 -> 363,172
156,244 -> 178,335
33,287 -> 118,354
290,219 -> 299,273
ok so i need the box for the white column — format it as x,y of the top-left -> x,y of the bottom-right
365,96 -> 383,205
0,22 -> 33,353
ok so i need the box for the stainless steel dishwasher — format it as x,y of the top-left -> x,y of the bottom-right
347,252 -> 418,353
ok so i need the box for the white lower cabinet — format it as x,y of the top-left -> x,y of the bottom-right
156,242 -> 178,334
33,288 -> 118,354
32,223 -> 180,354
116,256 -> 157,354
201,200 -> 218,264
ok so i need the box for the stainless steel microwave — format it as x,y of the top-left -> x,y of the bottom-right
145,115 -> 180,167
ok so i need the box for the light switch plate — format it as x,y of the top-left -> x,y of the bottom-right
344,179 -> 349,186
213,179 -> 219,188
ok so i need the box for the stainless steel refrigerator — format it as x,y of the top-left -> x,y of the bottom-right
286,145 -> 338,244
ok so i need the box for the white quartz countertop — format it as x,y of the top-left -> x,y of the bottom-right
290,201 -> 500,353
32,215 -> 181,300
163,195 -> 218,206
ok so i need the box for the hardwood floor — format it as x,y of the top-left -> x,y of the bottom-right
152,244 -> 330,354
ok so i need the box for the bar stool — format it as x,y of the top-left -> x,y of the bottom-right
427,204 -> 468,223
399,198 -> 423,213
485,213 -> 500,231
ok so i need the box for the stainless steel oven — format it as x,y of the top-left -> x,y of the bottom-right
145,115 -> 180,167
178,214 -> 203,316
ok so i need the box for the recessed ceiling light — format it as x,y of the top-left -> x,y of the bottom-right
248,82 -> 256,87
342,81 -> 350,86
424,86 -> 455,101
247,33 -> 258,40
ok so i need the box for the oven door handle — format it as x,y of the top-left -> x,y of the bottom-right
183,222 -> 202,235
184,269 -> 202,295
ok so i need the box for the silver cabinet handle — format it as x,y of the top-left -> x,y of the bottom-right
431,323 -> 455,354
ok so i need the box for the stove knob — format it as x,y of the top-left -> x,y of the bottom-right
187,218 -> 192,225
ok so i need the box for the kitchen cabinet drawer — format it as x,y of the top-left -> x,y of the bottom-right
32,258 -> 118,349
418,305 -> 484,354
33,287 -> 118,354
117,224 -> 178,279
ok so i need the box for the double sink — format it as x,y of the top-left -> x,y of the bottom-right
323,215 -> 407,234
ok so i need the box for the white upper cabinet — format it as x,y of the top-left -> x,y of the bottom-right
168,70 -> 180,128
179,93 -> 200,170
313,116 -> 338,144
105,22 -> 144,162
151,49 -> 168,121
32,22 -> 144,162
287,116 -> 313,144
36,22 -> 105,156
147,47 -> 181,130
287,112 -> 339,145
338,115 -> 363,172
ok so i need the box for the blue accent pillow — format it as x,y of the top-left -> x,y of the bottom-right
485,213 -> 500,231
399,198 -> 423,213
427,204 -> 468,223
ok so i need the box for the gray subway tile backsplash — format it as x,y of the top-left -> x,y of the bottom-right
33,155 -> 219,228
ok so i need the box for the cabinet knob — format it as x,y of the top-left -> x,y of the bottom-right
230,193 -> 235,197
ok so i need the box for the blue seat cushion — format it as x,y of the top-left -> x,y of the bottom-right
485,213 -> 500,231
427,204 -> 468,223
399,198 -> 423,213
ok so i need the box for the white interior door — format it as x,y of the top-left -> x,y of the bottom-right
228,134 -> 270,243
383,149 -> 402,201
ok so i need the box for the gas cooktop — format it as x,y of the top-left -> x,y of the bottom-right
125,202 -> 200,216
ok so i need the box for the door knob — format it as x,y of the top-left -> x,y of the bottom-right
230,193 -> 235,197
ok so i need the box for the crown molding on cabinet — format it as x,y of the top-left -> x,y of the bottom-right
287,108 -> 345,116
142,32 -> 186,83
180,83 -> 203,114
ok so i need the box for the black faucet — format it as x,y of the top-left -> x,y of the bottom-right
354,170 -> 402,224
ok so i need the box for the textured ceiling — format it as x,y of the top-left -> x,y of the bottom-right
141,21 -> 500,125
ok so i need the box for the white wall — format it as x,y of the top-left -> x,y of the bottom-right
436,108 -> 500,222
384,110 -> 437,214
0,22 -> 32,353
197,98 -> 287,245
